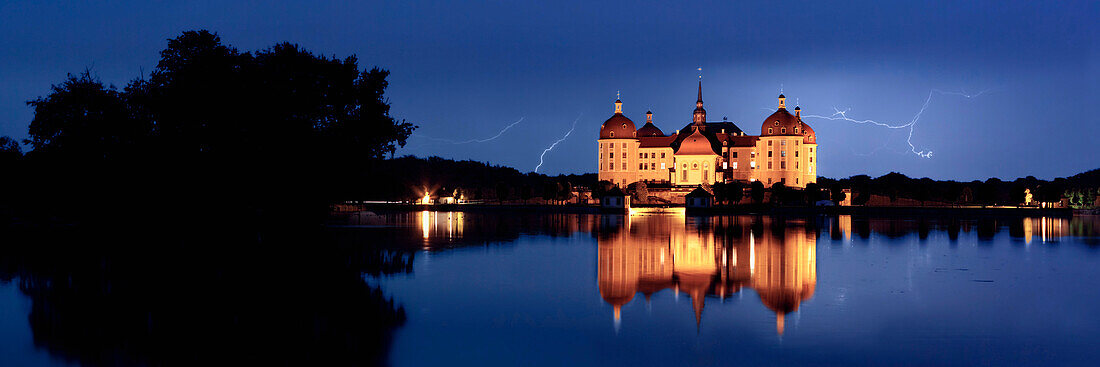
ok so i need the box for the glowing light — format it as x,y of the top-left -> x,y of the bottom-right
801,89 -> 989,158
413,117 -> 525,144
534,113 -> 582,172
421,210 -> 431,239
420,192 -> 432,205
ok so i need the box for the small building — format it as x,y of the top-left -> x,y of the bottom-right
685,187 -> 714,208
601,187 -> 630,211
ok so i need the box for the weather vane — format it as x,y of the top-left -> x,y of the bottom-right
616,90 -> 620,100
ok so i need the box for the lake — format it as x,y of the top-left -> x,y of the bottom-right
3,211 -> 1100,366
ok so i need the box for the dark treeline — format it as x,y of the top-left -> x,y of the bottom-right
1,30 -> 415,223
819,170 -> 1100,207
355,155 -> 596,202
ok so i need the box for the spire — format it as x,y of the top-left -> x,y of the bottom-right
778,94 -> 786,109
693,73 -> 707,124
646,110 -> 653,124
794,106 -> 801,118
614,93 -> 623,114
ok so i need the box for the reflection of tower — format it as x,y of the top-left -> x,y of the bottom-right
750,218 -> 817,335
596,214 -> 817,335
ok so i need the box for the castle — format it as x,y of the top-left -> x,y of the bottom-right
597,80 -> 818,189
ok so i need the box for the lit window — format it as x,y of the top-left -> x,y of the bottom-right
723,162 -> 728,169
732,162 -> 738,169
751,161 -> 756,168
661,162 -> 666,169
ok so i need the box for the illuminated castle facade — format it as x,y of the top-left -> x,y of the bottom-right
597,81 -> 818,188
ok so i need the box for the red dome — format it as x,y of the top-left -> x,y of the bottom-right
600,113 -> 637,139
675,129 -> 717,155
801,120 -> 816,144
636,122 -> 665,137
760,108 -> 802,137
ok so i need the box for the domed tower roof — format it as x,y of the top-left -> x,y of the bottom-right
600,99 -> 637,139
636,111 -> 665,137
793,106 -> 817,144
675,129 -> 717,155
760,95 -> 802,137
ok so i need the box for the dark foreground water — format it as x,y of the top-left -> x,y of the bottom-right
3,212 -> 1100,366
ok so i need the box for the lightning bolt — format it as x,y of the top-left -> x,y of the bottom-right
801,89 -> 989,158
534,114 -> 582,173
413,117 -> 525,144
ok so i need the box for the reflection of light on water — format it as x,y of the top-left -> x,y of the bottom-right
749,231 -> 756,275
421,211 -> 430,239
1023,217 -> 1066,245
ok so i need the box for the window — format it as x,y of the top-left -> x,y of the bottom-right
639,153 -> 642,159
751,161 -> 756,168
781,178 -> 786,184
795,127 -> 799,133
810,165 -> 814,173
610,131 -> 614,137
774,121 -> 779,126
768,178 -> 772,184
723,162 -> 728,169
809,147 -> 813,153
781,128 -> 786,134
651,164 -> 656,171
693,163 -> 698,169
732,162 -> 738,169
768,128 -> 773,134
781,140 -> 786,146
810,157 -> 813,162
610,152 -> 614,158
731,152 -> 738,158
795,151 -> 799,157
660,162 -> 666,169
768,161 -> 773,169
781,161 -> 786,169
703,170 -> 708,182
768,151 -> 773,157
683,163 -> 687,169
781,150 -> 786,157
661,152 -> 666,158
610,143 -> 614,148
796,178 -> 799,185
622,163 -> 626,170
682,170 -> 688,181
609,163 -> 614,171
795,161 -> 799,169
768,140 -> 773,146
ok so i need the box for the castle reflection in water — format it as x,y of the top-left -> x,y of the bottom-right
392,209 -> 1092,335
597,213 -> 816,335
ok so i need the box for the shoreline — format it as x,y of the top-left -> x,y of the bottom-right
332,203 -> 1079,218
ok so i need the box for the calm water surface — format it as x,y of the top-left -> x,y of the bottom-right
2,212 -> 1100,366
373,212 -> 1100,366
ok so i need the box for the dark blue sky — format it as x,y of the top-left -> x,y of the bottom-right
1,1 -> 1096,180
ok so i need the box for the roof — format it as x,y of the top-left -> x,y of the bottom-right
605,187 -> 626,197
760,108 -> 803,137
685,187 -> 713,198
675,129 -> 718,155
636,122 -> 665,137
600,113 -> 637,139
638,135 -> 676,148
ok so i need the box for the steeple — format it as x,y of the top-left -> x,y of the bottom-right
693,75 -> 707,124
614,92 -> 623,114
778,94 -> 787,109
